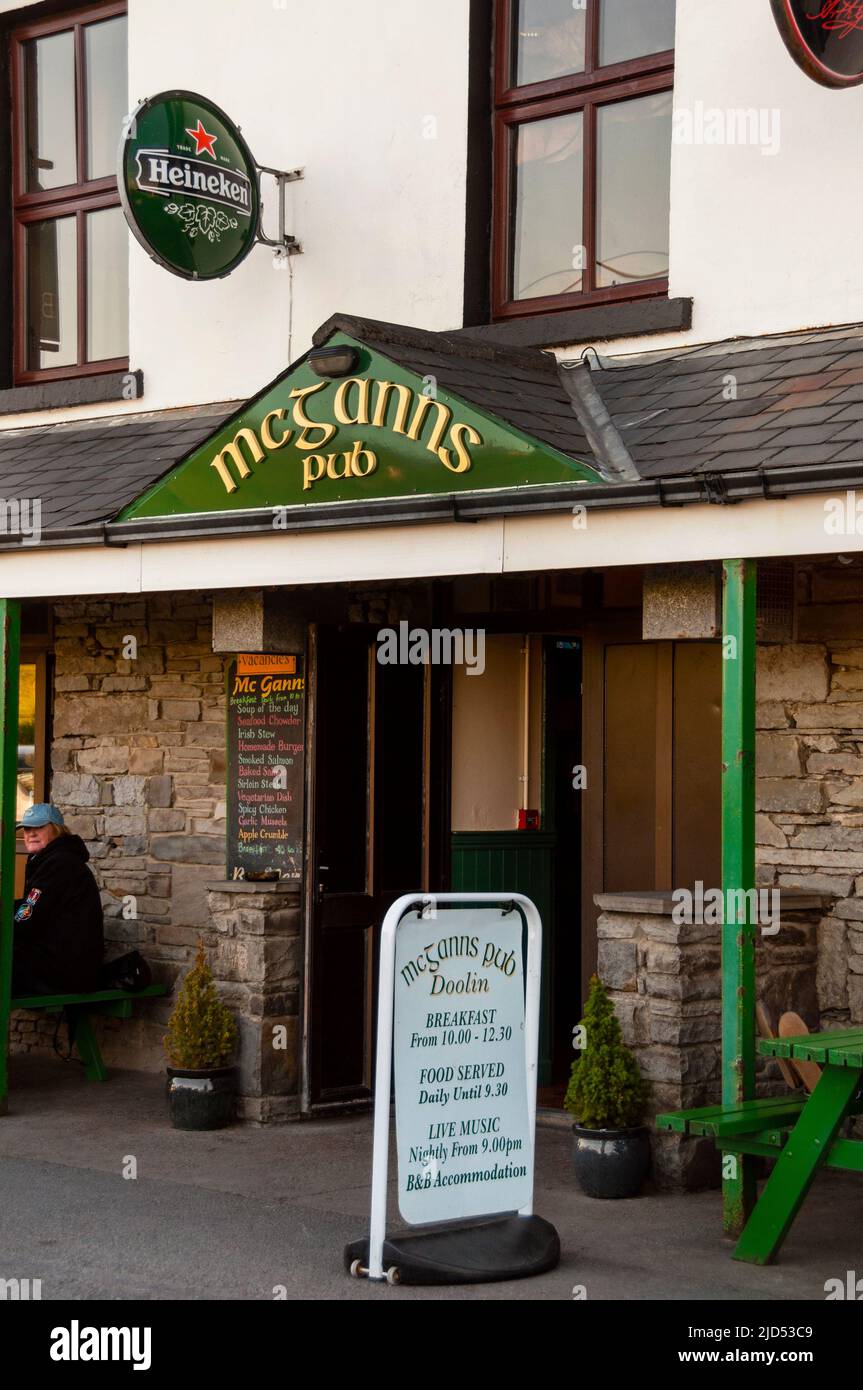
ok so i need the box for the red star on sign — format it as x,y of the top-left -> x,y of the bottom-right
185,119 -> 218,159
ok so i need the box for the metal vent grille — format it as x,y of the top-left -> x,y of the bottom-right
757,560 -> 796,642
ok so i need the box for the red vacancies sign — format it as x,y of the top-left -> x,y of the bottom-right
772,0 -> 863,87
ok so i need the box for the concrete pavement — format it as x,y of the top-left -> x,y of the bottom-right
0,1056 -> 859,1300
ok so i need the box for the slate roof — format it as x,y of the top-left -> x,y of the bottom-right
318,313 -> 863,485
590,322 -> 863,480
0,402 -> 237,530
312,312 -> 595,464
4,315 -> 863,537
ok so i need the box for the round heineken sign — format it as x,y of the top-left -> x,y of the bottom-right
119,91 -> 260,280
771,0 -> 863,88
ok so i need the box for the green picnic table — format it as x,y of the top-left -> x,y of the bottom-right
658,1026 -> 863,1266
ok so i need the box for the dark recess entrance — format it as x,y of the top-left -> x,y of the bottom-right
307,623 -> 447,1110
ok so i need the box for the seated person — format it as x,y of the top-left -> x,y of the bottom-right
11,804 -> 104,997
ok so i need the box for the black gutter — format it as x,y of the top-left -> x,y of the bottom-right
3,457 -> 863,552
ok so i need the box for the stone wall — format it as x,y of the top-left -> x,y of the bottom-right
205,882 -> 301,1122
10,593 -> 236,1080
757,560 -> 863,1029
597,891 -> 822,1190
594,557 -> 863,1187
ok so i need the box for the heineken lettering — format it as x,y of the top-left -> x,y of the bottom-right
134,152 -> 252,217
120,91 -> 260,279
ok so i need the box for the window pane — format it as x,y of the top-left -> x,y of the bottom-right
511,113 -> 583,301
512,0 -> 586,86
17,664 -> 36,824
86,16 -> 128,180
87,206 -> 128,361
22,31 -> 76,191
600,0 -> 676,67
596,91 -> 672,289
26,217 -> 78,370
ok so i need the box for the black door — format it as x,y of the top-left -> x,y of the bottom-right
307,624 -> 428,1109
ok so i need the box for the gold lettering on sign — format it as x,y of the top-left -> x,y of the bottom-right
210,428 -> 266,494
303,455 -> 327,492
406,395 -> 453,459
289,382 -> 338,451
348,440 -> 377,478
326,450 -> 350,481
333,377 -> 371,426
438,422 -> 482,474
371,381 -> 413,435
206,374 -> 486,498
260,408 -> 291,451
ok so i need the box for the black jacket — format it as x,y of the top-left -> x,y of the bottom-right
12,834 -> 104,995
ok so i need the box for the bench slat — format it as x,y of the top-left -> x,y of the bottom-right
657,1094 -> 806,1137
760,1029 -> 863,1068
11,984 -> 167,1010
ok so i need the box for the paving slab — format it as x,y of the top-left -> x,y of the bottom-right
0,1057 -> 858,1300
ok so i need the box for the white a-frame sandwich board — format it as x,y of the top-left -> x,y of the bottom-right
346,892 -> 560,1286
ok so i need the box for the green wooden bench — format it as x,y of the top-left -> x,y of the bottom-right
11,985 -> 168,1082
657,1026 -> 863,1266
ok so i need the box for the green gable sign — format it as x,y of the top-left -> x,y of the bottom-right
119,335 -> 602,521
119,91 -> 260,281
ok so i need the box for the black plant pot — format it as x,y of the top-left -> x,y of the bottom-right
572,1123 -> 650,1198
167,1066 -> 236,1131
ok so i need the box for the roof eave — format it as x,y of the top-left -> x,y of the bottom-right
0,456 -> 861,552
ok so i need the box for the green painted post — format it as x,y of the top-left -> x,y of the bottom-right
721,560 -> 757,1235
0,599 -> 21,1116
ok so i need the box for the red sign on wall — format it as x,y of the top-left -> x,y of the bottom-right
772,0 -> 863,87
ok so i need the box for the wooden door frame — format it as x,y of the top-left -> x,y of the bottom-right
302,621 -> 376,1115
581,611 -> 646,988
582,618 -> 724,988
300,622 -> 317,1115
300,622 -> 450,1115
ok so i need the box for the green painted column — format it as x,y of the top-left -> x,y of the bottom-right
721,560 -> 757,1235
0,599 -> 21,1116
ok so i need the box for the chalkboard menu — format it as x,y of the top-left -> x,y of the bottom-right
226,654 -> 305,880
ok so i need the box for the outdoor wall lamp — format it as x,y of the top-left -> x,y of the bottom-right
309,345 -> 360,378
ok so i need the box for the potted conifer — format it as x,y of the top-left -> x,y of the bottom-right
565,974 -> 651,1198
164,941 -> 239,1130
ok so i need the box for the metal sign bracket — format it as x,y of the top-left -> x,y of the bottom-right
256,165 -> 304,255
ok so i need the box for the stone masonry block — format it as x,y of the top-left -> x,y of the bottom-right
597,939 -> 637,991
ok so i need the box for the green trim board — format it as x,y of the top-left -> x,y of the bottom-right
118,334 -> 602,521
720,558 -> 758,1236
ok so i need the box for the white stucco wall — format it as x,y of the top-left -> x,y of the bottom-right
128,0 -> 470,410
573,0 -> 863,359
3,0 -> 863,427
666,0 -> 863,347
0,0 -> 472,426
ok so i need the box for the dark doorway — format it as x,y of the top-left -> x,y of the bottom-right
306,624 -> 442,1110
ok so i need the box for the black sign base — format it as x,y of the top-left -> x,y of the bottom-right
345,1214 -> 560,1286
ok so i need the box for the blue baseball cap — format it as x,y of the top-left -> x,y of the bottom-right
17,803 -> 65,830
